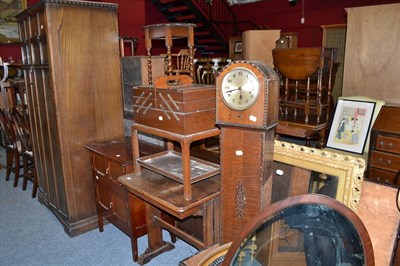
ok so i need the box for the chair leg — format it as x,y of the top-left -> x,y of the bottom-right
31,171 -> 38,198
305,138 -> 312,147
22,156 -> 28,191
5,149 -> 13,181
317,130 -> 327,149
13,152 -> 21,187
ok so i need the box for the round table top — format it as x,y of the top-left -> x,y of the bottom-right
143,23 -> 197,29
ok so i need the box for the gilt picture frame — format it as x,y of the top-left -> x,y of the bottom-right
326,99 -> 376,154
273,140 -> 366,212
0,0 -> 27,43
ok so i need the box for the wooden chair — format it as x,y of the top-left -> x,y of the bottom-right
273,47 -> 336,147
170,48 -> 196,77
10,107 -> 37,197
195,60 -> 215,85
0,107 -> 22,186
194,58 -> 231,85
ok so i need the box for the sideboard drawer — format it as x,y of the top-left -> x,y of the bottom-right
376,135 -> 400,154
92,152 -> 108,175
369,150 -> 400,172
109,160 -> 134,181
368,168 -> 400,185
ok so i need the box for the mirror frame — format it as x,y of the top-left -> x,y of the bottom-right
273,140 -> 366,212
222,194 -> 375,266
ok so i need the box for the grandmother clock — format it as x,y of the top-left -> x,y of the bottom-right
216,61 -> 280,243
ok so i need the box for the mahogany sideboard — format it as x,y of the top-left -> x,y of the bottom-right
16,0 -> 124,236
367,105 -> 400,186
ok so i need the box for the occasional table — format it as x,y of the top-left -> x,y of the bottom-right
143,23 -> 196,83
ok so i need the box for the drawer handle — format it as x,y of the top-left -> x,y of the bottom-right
378,158 -> 391,165
109,202 -> 113,209
106,168 -> 110,175
380,141 -> 394,148
95,175 -> 99,180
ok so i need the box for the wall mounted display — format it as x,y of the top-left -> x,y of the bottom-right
0,0 -> 26,43
234,41 -> 242,53
327,99 -> 375,154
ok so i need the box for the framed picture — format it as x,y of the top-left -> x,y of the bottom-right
326,99 -> 376,154
234,41 -> 242,53
0,0 -> 27,43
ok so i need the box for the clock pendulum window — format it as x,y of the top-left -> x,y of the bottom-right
216,61 -> 280,244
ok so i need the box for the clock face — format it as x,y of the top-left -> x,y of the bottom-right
221,67 -> 260,111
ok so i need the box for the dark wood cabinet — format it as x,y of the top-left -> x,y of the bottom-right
85,137 -> 176,261
85,137 -> 145,238
16,0 -> 124,236
367,106 -> 400,186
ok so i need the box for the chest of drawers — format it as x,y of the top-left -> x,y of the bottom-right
367,106 -> 400,186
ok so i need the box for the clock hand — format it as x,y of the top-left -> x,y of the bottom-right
224,88 -> 239,93
225,86 -> 243,93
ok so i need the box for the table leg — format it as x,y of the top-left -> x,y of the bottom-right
181,139 -> 192,200
146,49 -> 153,85
166,139 -> 174,151
128,193 -> 139,262
96,209 -> 104,233
132,128 -> 141,176
137,202 -> 174,265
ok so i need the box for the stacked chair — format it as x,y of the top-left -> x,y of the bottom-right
0,107 -> 22,187
10,107 -> 37,198
0,106 -> 37,198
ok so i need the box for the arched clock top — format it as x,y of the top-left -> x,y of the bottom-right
216,61 -> 280,130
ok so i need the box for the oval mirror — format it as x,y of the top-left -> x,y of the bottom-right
222,194 -> 374,266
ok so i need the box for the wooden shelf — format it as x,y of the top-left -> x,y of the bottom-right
132,123 -> 221,200
137,150 -> 220,184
